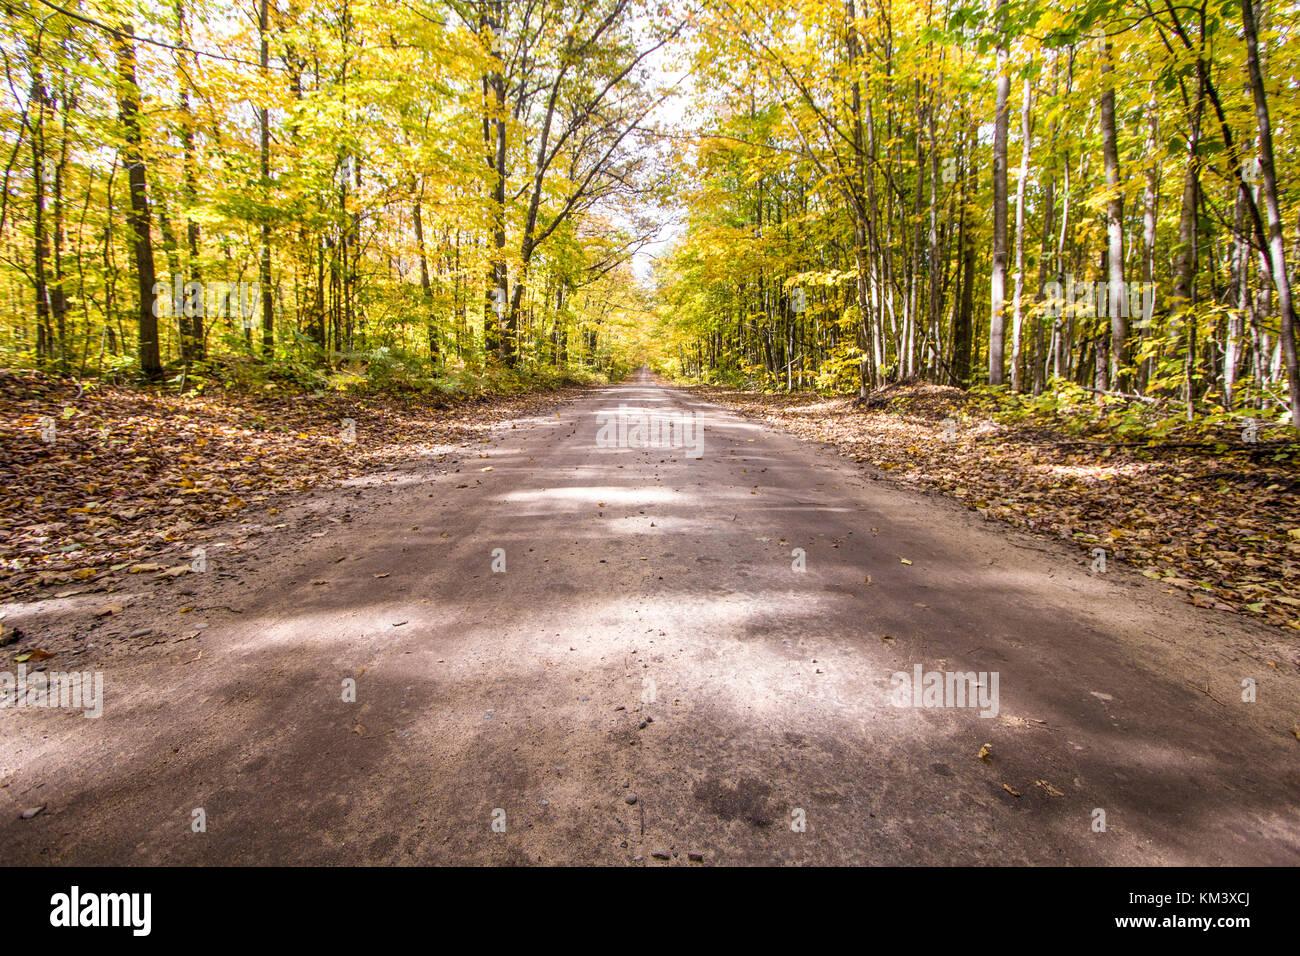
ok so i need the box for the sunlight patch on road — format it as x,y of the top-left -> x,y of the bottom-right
497,486 -> 684,507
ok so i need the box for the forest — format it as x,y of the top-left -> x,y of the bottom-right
2,0 -> 1299,427
660,0 -> 1300,438
3,0 -> 673,392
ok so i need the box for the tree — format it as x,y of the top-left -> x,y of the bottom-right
113,21 -> 162,381
988,0 -> 1010,387
1241,0 -> 1300,429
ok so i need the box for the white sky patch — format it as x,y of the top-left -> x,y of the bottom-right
628,26 -> 697,287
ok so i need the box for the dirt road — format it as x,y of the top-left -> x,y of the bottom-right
3,370 -> 1298,864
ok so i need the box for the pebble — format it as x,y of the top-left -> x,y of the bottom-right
19,806 -> 44,820
651,850 -> 670,860
624,793 -> 637,805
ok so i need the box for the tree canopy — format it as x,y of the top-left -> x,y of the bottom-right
4,0 -> 1300,434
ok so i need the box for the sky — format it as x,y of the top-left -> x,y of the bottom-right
629,18 -> 697,287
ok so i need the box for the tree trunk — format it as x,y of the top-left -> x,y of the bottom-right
953,128 -> 976,386
988,0 -> 1010,386
1139,81 -> 1158,392
1170,70 -> 1204,412
175,0 -> 204,362
114,24 -> 162,381
258,0 -> 274,357
1010,70 -> 1032,392
482,2 -> 507,363
1241,0 -> 1300,429
1099,36 -> 1128,391
413,197 -> 439,362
